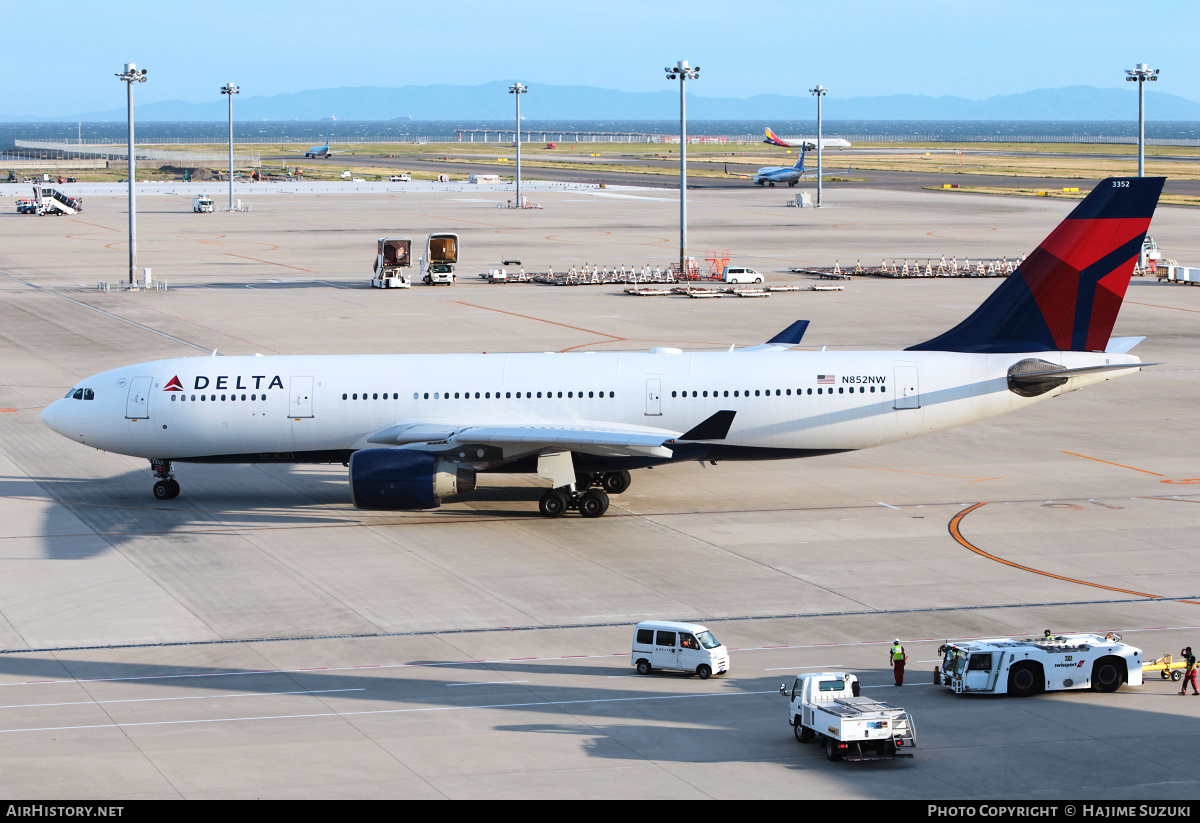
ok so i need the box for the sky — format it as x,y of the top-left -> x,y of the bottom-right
3,0 -> 1197,117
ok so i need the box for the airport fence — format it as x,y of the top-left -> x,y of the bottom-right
24,134 -> 1200,147
13,140 -> 261,168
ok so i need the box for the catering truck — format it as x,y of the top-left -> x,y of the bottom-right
781,672 -> 917,762
371,237 -> 412,289
420,232 -> 459,285
192,195 -> 214,213
935,633 -> 1142,696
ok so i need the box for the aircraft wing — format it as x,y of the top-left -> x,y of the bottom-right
724,164 -> 757,178
365,412 -> 737,459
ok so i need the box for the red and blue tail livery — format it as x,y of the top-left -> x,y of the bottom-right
909,176 -> 1165,353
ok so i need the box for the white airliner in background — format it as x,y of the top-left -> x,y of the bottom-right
762,127 -> 851,151
724,145 -> 848,187
42,177 -> 1164,518
292,133 -> 355,159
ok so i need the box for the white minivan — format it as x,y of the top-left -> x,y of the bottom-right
632,620 -> 729,679
722,266 -> 764,284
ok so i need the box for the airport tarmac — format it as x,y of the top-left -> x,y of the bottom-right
1,181 -> 1199,798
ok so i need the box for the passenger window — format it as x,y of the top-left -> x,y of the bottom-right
636,629 -> 654,645
588,391 -> 594,398
702,391 -> 708,397
754,390 -> 760,397
221,394 -> 226,401
454,392 -> 460,399
838,387 -> 844,394
817,388 -> 822,395
475,392 -> 480,399
723,390 -> 729,397
191,395 -> 196,401
786,389 -> 791,395
734,391 -> 739,397
655,631 -> 677,647
807,388 -> 812,395
171,394 -> 176,401
671,391 -> 677,397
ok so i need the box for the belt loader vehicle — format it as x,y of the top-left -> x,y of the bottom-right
371,237 -> 413,289
936,633 -> 1142,696
420,233 -> 458,285
781,672 -> 917,762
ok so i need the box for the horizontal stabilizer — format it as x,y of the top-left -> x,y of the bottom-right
1105,336 -> 1145,354
679,410 -> 736,441
767,319 -> 811,346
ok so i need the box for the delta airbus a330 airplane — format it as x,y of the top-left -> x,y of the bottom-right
42,177 -> 1164,519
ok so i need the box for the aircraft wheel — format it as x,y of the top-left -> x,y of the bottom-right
538,489 -> 569,518
578,489 -> 609,518
153,480 -> 172,501
575,472 -> 598,489
601,470 -> 631,495
166,479 -> 180,499
769,182 -> 775,187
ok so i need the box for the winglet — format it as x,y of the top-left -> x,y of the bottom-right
767,319 -> 810,346
679,410 -> 736,441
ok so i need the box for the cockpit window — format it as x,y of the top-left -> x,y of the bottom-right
65,388 -> 78,398
71,389 -> 83,400
82,389 -> 94,400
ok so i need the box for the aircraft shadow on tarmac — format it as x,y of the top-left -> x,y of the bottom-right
17,466 -> 560,558
1,653 -> 1197,793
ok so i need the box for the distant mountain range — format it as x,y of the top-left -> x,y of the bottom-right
6,83 -> 1200,122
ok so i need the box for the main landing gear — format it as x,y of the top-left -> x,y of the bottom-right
150,459 -> 180,501
538,471 -> 632,518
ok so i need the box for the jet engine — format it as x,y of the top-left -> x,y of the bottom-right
349,449 -> 476,510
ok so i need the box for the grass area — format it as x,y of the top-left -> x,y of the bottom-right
923,184 -> 1200,208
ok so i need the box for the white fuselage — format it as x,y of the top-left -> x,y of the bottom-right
41,348 -> 1138,466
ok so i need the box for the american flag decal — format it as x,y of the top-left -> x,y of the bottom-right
817,374 -> 835,384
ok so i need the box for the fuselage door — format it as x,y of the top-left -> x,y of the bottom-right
893,366 -> 920,410
645,378 -> 662,416
289,376 -> 314,418
125,376 -> 152,419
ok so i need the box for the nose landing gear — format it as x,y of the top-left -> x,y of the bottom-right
150,459 -> 180,500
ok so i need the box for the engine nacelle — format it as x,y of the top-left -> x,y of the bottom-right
349,448 -> 476,510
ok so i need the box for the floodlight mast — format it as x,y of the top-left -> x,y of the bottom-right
509,83 -> 527,207
115,63 -> 147,287
1125,63 -> 1158,177
221,83 -> 239,210
665,61 -> 699,278
810,85 -> 827,206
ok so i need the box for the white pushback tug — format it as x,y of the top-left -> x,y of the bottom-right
935,633 -> 1143,696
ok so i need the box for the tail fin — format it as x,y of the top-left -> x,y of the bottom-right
908,177 -> 1164,353
764,127 -> 787,148
792,146 -> 807,172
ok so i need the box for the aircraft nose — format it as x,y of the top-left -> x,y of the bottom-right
41,399 -> 68,436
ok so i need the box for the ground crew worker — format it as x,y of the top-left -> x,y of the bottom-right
1181,647 -> 1198,696
890,639 -> 907,686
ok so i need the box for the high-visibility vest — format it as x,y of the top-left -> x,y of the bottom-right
891,645 -> 904,662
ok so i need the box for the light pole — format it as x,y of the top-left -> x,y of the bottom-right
1125,63 -> 1158,177
115,63 -> 147,287
508,82 -> 527,207
665,60 -> 699,277
810,85 -> 827,206
221,83 -> 239,210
